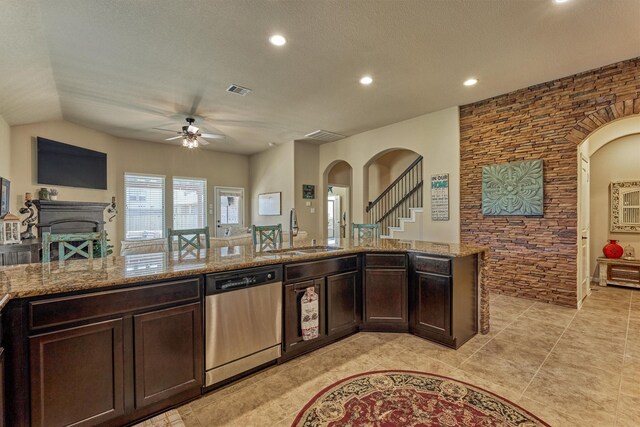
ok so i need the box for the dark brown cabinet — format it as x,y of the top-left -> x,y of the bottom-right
363,254 -> 408,331
284,279 -> 326,353
409,254 -> 477,349
413,272 -> 451,336
133,302 -> 202,409
6,277 -> 202,427
282,255 -> 360,360
327,271 -> 360,336
0,346 -> 5,427
29,319 -> 125,427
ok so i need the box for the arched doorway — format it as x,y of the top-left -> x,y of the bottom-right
323,160 -> 353,242
363,148 -> 422,237
577,115 -> 640,306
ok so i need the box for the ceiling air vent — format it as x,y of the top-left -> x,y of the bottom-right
226,84 -> 252,96
304,130 -> 346,143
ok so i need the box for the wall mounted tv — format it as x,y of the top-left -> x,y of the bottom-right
37,137 -> 107,190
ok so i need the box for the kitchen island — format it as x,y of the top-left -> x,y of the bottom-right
0,238 -> 488,427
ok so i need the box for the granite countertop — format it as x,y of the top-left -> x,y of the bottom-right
0,238 -> 487,305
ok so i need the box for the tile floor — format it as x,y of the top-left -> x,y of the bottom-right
176,286 -> 640,427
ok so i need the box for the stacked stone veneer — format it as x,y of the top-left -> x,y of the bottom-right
460,57 -> 640,308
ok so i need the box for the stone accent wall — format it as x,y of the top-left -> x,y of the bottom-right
459,57 -> 640,308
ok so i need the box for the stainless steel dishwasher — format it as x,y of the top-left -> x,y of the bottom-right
204,266 -> 282,387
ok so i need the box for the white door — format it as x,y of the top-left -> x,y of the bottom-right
327,195 -> 341,240
578,155 -> 591,304
214,187 -> 244,237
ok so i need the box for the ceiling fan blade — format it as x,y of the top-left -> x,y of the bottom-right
197,138 -> 210,146
200,133 -> 225,139
165,135 -> 183,141
153,127 -> 180,133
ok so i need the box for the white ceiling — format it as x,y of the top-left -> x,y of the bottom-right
1,0 -> 639,155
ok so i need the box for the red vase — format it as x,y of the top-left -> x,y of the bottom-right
603,239 -> 624,259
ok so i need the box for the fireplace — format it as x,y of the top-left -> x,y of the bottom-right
35,200 -> 110,237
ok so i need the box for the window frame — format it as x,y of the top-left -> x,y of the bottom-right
172,176 -> 208,230
124,172 -> 166,241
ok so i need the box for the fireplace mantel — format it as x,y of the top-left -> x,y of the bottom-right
34,200 -> 109,236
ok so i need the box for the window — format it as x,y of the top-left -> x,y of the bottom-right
173,177 -> 207,229
125,174 -> 165,240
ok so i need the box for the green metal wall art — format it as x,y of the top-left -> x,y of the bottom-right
482,159 -> 543,216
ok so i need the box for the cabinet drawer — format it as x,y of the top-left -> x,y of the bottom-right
285,256 -> 358,282
412,255 -> 451,276
29,278 -> 201,331
365,253 -> 406,269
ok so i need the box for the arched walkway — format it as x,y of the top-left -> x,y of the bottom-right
323,160 -> 353,241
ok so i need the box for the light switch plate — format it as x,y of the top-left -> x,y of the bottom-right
305,201 -> 311,207
310,208 -> 315,213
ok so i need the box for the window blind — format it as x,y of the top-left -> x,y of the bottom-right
124,174 -> 165,240
173,177 -> 207,229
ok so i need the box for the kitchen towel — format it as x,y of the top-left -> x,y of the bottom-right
301,286 -> 319,340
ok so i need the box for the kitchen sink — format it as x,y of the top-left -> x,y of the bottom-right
266,245 -> 343,255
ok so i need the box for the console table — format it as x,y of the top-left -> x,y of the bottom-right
597,257 -> 640,289
0,239 -> 40,266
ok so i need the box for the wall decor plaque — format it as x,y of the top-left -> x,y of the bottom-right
431,174 -> 449,221
610,181 -> 640,233
302,184 -> 315,200
482,159 -> 543,216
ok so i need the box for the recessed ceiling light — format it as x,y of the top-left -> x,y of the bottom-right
463,78 -> 478,87
269,34 -> 287,46
360,76 -> 373,85
553,0 -> 570,3
268,142 -> 277,147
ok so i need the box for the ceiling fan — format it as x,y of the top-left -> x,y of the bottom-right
153,117 -> 225,149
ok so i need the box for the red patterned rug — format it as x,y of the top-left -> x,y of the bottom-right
292,370 -> 549,427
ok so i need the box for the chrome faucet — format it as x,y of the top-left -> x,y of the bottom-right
289,208 -> 299,246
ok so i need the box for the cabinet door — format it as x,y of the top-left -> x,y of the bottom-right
327,271 -> 360,335
413,272 -> 451,336
364,269 -> 407,324
133,302 -> 202,409
284,279 -> 325,352
0,347 -> 4,427
30,319 -> 125,427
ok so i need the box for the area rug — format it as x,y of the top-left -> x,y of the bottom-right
292,370 -> 549,427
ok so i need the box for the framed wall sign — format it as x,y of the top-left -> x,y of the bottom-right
302,184 -> 315,199
258,192 -> 281,216
0,178 -> 10,216
431,174 -> 449,221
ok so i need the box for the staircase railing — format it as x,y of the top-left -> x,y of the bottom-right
366,156 -> 423,235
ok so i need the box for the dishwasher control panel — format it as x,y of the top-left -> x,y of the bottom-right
206,266 -> 283,294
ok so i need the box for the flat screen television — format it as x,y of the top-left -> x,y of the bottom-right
37,137 -> 107,190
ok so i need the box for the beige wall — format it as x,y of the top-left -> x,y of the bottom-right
319,107 -> 460,243
367,149 -> 420,201
590,133 -> 640,274
0,115 -> 10,182
10,120 -> 250,250
294,141 -> 320,239
249,141 -> 294,230
327,161 -> 351,186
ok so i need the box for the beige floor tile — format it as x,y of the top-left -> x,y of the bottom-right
566,311 -> 629,340
518,397 -> 608,427
523,360 -> 619,425
521,302 -> 576,327
476,335 -> 549,372
550,329 -> 626,374
625,320 -> 640,358
620,355 -> 640,398
616,393 -> 640,427
460,350 -> 537,393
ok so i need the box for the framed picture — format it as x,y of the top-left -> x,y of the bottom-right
258,192 -> 281,216
302,184 -> 315,199
0,178 -> 9,216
